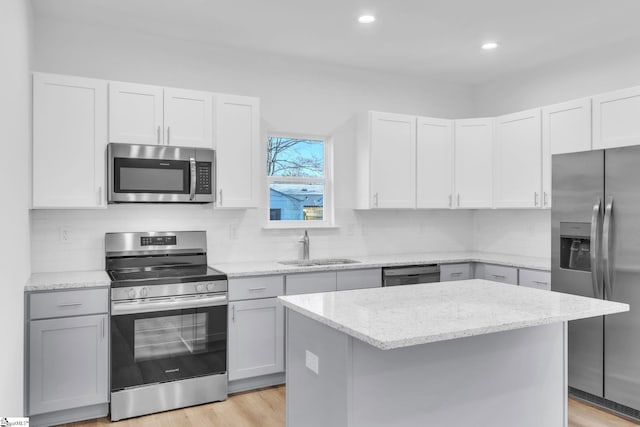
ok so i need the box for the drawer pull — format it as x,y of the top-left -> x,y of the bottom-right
451,272 -> 463,276
248,287 -> 267,292
533,281 -> 548,285
58,302 -> 83,307
492,275 -> 506,279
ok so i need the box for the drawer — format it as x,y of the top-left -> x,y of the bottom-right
440,263 -> 473,282
229,275 -> 284,301
519,269 -> 551,291
337,268 -> 382,291
481,264 -> 518,285
30,288 -> 109,320
286,271 -> 337,295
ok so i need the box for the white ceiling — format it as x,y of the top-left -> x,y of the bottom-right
31,0 -> 640,85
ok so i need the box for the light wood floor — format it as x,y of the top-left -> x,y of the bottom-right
58,386 -> 639,427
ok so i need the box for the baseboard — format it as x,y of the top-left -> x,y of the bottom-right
229,372 -> 285,394
28,403 -> 108,427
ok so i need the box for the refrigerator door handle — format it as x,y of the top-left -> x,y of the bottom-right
603,196 -> 614,299
590,197 -> 603,298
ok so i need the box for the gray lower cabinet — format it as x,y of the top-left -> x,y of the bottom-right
26,287 -> 109,426
440,263 -> 474,282
336,268 -> 382,291
475,263 -> 519,285
519,268 -> 551,290
228,298 -> 285,381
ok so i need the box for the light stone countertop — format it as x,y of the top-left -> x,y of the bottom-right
211,251 -> 550,278
25,270 -> 111,291
278,280 -> 628,350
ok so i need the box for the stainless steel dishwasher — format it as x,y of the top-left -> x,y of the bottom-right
382,264 -> 440,286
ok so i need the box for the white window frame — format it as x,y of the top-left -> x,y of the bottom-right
265,132 -> 334,229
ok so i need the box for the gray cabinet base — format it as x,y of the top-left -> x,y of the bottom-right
29,403 -> 108,427
228,372 -> 285,394
111,373 -> 227,421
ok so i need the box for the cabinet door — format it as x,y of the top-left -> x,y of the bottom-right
454,118 -> 494,208
228,298 -> 284,381
369,112 -> 416,208
494,109 -> 542,208
29,314 -> 108,415
542,98 -> 592,208
336,269 -> 382,291
164,88 -> 213,148
214,94 -> 260,207
286,272 -> 337,295
416,117 -> 454,208
33,73 -> 107,208
109,82 -> 164,144
593,86 -> 640,149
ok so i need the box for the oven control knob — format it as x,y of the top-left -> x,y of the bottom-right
128,288 -> 136,299
140,287 -> 149,298
207,283 -> 216,292
196,284 -> 205,293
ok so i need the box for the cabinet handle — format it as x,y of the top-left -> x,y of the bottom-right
533,280 -> 548,285
58,302 -> 82,307
492,274 -> 506,279
249,287 -> 267,292
97,186 -> 102,205
448,194 -> 452,207
232,305 -> 236,322
219,189 -> 223,206
534,192 -> 539,206
101,317 -> 105,339
451,272 -> 463,276
157,126 -> 161,144
167,126 -> 171,145
544,192 -> 549,207
374,193 -> 379,207
457,193 -> 461,206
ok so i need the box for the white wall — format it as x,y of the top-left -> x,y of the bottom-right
30,18 -> 476,272
473,38 -> 640,116
0,0 -> 32,416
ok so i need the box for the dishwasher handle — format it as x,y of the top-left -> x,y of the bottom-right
383,265 -> 440,277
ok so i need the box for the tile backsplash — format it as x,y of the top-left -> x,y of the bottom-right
31,205 -> 476,272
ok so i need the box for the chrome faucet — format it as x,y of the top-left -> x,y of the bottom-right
299,230 -> 310,260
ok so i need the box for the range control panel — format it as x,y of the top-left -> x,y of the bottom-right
140,235 -> 177,246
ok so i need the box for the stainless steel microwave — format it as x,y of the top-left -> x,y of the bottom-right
107,143 -> 215,203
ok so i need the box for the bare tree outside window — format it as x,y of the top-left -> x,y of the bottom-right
267,137 -> 324,177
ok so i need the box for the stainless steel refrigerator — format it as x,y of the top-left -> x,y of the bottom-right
552,146 -> 640,417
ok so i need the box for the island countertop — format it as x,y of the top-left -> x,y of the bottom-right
278,279 -> 629,350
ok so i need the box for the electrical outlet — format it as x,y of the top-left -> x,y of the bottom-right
229,223 -> 238,240
305,350 -> 319,375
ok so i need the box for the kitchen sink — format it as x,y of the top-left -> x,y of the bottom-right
278,258 -> 360,267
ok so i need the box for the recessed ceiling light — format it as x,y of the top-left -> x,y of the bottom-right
481,42 -> 499,50
358,15 -> 376,24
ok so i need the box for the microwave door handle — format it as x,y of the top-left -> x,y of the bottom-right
189,157 -> 196,201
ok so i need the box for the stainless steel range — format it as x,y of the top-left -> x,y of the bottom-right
106,231 -> 228,421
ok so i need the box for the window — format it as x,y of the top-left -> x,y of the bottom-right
266,134 -> 333,227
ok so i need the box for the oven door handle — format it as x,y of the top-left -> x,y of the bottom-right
111,294 -> 227,316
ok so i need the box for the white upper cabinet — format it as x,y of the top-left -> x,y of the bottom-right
494,109 -> 542,208
454,118 -> 494,208
109,82 -> 163,145
33,73 -> 107,208
358,111 -> 416,209
164,88 -> 213,148
214,94 -> 260,208
416,117 -> 454,208
593,86 -> 640,150
109,82 -> 213,148
543,98 -> 592,155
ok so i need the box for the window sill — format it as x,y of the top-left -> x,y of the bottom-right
262,223 -> 339,230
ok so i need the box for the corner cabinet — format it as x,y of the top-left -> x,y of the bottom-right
493,109 -> 542,208
26,288 -> 109,425
453,118 -> 494,208
593,86 -> 640,150
416,117 -> 454,208
214,94 -> 260,208
109,82 -> 213,148
357,111 -> 416,209
33,73 -> 107,208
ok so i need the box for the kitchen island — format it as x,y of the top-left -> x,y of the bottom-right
279,280 -> 628,427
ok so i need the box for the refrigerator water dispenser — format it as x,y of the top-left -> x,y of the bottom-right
560,222 -> 591,272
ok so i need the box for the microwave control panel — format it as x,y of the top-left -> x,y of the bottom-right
196,162 -> 212,194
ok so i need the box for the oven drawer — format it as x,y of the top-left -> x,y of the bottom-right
229,275 -> 284,301
30,288 -> 109,320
